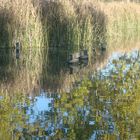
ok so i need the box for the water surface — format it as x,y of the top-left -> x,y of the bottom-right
0,45 -> 140,140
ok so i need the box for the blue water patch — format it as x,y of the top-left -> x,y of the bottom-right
26,92 -> 54,124
0,96 -> 3,100
100,50 -> 140,79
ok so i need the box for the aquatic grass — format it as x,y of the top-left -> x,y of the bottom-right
101,2 -> 140,47
0,0 -> 44,86
41,0 -> 106,50
0,0 -> 43,48
0,0 -> 139,51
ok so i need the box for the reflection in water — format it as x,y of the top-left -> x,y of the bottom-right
1,49 -> 140,139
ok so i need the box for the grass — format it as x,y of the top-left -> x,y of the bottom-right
101,2 -> 140,47
0,0 -> 44,86
0,0 -> 139,49
0,0 -> 107,50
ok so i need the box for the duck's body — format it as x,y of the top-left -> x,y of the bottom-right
67,53 -> 80,64
15,42 -> 21,59
79,49 -> 88,60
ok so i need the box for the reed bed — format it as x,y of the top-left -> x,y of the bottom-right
0,0 -> 44,87
0,0 -> 139,49
101,2 -> 140,47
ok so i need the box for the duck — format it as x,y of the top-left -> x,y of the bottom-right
79,49 -> 88,60
67,53 -> 80,64
15,41 -> 21,59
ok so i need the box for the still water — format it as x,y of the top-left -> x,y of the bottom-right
0,47 -> 140,140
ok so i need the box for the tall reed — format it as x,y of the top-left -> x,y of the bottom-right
101,2 -> 140,48
0,0 -> 44,87
0,0 -> 139,50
